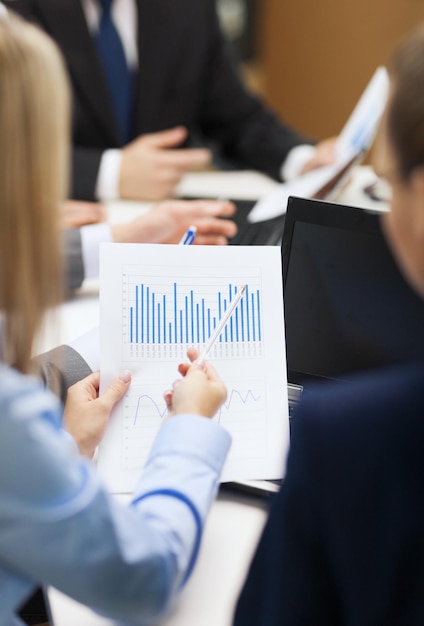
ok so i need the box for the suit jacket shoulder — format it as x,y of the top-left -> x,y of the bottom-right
234,362 -> 424,626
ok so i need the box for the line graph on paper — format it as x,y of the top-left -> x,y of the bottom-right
121,264 -> 264,361
120,378 -> 268,471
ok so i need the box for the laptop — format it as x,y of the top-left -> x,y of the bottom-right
283,196 -> 424,388
224,195 -> 424,497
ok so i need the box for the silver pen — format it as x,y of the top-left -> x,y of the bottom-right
197,284 -> 246,365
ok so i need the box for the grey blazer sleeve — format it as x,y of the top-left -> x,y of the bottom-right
63,228 -> 85,291
35,345 -> 93,405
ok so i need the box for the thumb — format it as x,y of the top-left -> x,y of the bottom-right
100,371 -> 132,411
144,126 -> 187,149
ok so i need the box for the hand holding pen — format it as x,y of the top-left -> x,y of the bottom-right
196,285 -> 246,366
163,347 -> 227,419
163,285 -> 246,418
179,225 -> 197,245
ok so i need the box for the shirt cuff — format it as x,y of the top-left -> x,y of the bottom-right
80,222 -> 113,280
281,144 -> 316,181
95,149 -> 123,201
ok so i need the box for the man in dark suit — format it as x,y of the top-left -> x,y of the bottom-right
6,0 -> 335,202
233,23 -> 424,626
234,364 -> 424,625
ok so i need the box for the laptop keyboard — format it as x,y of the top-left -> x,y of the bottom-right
227,199 -> 286,246
288,383 -> 303,418
181,197 -> 285,246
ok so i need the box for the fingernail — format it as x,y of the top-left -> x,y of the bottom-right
119,370 -> 131,383
163,391 -> 173,405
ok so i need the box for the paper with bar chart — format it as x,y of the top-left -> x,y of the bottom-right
97,243 -> 289,493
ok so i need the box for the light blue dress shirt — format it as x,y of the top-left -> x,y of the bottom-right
0,364 -> 231,626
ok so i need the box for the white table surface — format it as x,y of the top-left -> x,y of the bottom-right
46,166 -> 387,625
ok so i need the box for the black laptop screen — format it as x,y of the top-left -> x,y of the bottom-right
282,197 -> 424,384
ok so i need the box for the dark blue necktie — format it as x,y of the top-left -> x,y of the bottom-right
96,0 -> 134,143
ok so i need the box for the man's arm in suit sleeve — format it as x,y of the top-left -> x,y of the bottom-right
34,345 -> 93,405
198,0 -> 313,181
233,400 -> 338,626
35,328 -> 100,403
72,147 -> 104,201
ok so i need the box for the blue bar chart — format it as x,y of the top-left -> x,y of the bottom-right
125,279 -> 263,359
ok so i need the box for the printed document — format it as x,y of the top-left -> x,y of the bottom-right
97,243 -> 289,493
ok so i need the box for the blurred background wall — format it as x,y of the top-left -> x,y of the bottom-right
217,0 -> 424,141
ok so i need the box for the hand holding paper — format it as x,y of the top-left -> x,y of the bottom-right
248,66 -> 390,224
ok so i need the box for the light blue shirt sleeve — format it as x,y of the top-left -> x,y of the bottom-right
0,365 -> 231,625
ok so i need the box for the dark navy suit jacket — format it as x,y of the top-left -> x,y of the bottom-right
234,362 -> 424,625
7,0 -> 307,200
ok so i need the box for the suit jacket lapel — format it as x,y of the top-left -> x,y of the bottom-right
134,0 -> 171,133
36,0 -> 120,144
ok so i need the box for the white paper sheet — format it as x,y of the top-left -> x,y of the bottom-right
175,170 -> 279,200
247,66 -> 390,224
246,157 -> 355,223
97,243 -> 289,493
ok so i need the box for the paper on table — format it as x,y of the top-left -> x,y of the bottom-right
97,243 -> 289,493
247,152 -> 362,223
175,170 -> 279,200
248,66 -> 389,224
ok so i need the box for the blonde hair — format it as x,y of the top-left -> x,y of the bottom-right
0,14 -> 70,373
